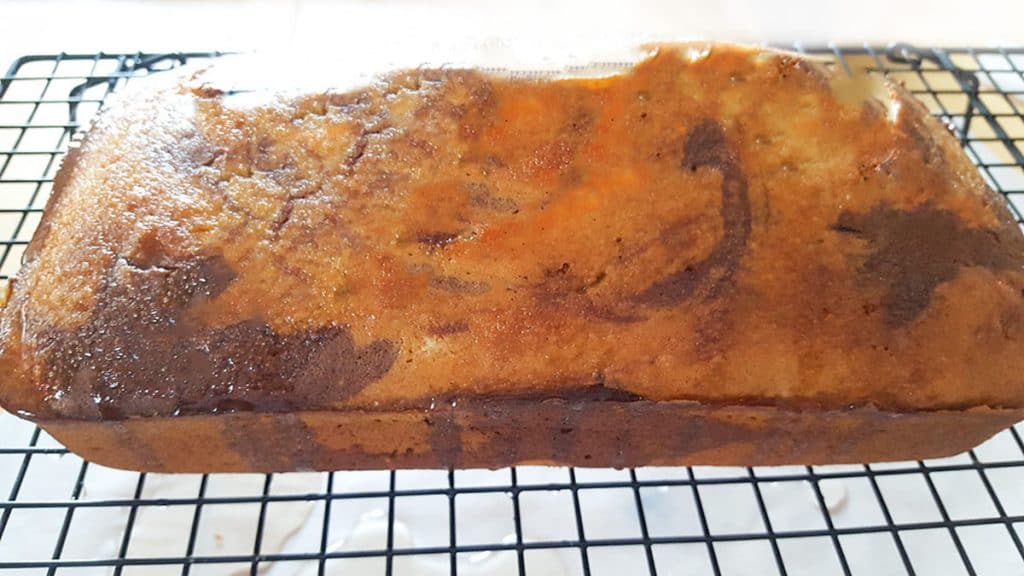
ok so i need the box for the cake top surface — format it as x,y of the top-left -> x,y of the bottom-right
2,44 -> 1023,420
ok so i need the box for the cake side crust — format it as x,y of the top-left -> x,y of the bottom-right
39,401 -> 1023,472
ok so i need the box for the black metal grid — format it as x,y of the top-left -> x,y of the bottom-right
0,46 -> 1022,576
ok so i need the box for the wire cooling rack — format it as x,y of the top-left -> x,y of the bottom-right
0,46 -> 1023,576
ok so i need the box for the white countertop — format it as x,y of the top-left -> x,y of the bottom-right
2,0 -> 1023,71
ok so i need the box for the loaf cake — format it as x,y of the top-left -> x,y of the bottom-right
1,44 -> 1022,472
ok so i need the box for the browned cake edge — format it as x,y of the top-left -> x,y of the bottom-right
39,402 -> 1024,472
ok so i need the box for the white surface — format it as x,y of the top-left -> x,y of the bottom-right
1,0 -> 1023,73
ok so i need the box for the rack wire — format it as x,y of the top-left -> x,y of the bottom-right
0,46 -> 1022,576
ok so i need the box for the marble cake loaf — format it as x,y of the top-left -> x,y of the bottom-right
1,44 -> 1022,472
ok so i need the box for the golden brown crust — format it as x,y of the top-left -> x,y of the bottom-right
1,44 -> 1023,469
40,403 -> 1024,472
